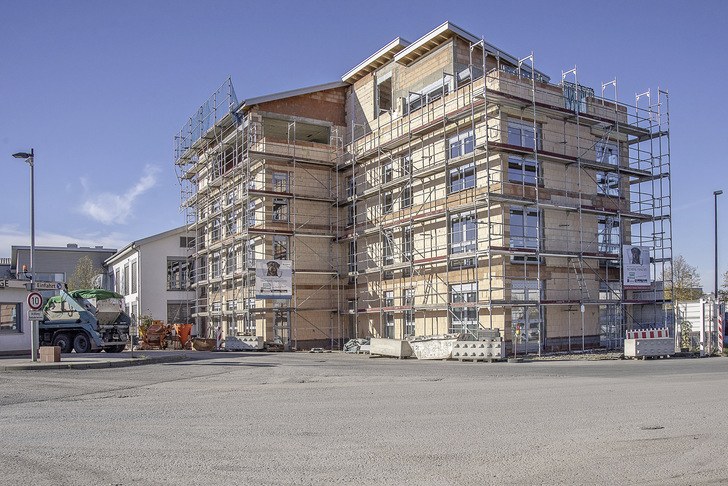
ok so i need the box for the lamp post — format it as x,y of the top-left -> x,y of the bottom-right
713,190 -> 722,357
12,149 -> 37,362
714,190 -> 722,301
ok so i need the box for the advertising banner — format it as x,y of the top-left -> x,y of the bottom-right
255,260 -> 292,299
623,245 -> 651,290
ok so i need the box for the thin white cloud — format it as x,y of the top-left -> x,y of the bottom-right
80,165 -> 160,225
0,225 -> 130,258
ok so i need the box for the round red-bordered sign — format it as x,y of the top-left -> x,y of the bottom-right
27,292 -> 43,310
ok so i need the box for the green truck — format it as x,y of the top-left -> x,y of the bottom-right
40,289 -> 131,353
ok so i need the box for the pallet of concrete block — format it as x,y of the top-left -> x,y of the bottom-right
624,338 -> 674,359
224,335 -> 264,351
369,338 -> 413,359
451,340 -> 505,362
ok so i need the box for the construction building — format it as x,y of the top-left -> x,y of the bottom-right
175,21 -> 671,352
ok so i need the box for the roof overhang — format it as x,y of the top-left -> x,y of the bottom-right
393,21 -> 550,82
241,81 -> 348,109
341,37 -> 411,84
394,21 -> 478,66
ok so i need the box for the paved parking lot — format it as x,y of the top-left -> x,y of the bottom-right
1,351 -> 727,485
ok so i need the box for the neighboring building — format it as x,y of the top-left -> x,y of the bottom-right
10,244 -> 117,298
2,245 -> 116,355
1,259 -> 31,355
175,21 -> 671,351
105,227 -> 195,333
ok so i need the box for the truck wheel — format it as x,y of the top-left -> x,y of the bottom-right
104,345 -> 125,353
73,333 -> 92,354
52,333 -> 73,354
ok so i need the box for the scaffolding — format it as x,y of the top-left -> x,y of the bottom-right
174,28 -> 671,354
340,36 -> 671,353
175,79 -> 346,349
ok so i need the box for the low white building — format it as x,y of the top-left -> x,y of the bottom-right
105,227 -> 195,333
0,278 -> 33,355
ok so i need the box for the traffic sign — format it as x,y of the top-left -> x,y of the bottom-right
27,292 -> 43,310
27,310 -> 43,320
34,281 -> 63,291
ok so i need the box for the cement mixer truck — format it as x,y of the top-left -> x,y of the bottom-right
40,289 -> 131,353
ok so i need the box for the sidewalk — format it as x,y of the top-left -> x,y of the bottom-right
0,350 -> 188,371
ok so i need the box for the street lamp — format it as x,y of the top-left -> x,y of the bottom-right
12,149 -> 37,362
715,190 -> 723,301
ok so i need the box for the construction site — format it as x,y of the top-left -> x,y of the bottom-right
174,21 -> 671,353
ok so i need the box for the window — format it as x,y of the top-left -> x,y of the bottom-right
449,129 -> 474,159
197,256 -> 207,281
0,303 -> 20,332
596,141 -> 619,166
115,269 -> 121,294
400,154 -> 412,177
273,199 -> 289,222
210,252 -> 221,279
211,199 -> 221,214
225,248 -> 236,275
562,81 -> 593,113
244,298 -> 256,334
225,189 -> 238,207
376,75 -> 392,117
449,163 -> 475,193
404,288 -> 415,337
180,236 -> 195,249
596,171 -> 620,197
401,184 -> 412,209
272,172 -> 289,192
382,160 -> 393,184
130,261 -> 137,294
384,290 -> 394,339
197,227 -> 207,249
450,212 -> 477,268
507,118 -> 541,149
348,203 -> 356,226
384,312 -> 394,339
348,241 -> 357,274
245,240 -> 256,268
123,264 -> 129,296
407,78 -> 450,114
273,236 -> 289,260
167,302 -> 190,324
402,227 -> 413,263
382,191 -> 393,214
598,216 -> 620,254
450,283 -> 478,334
383,231 -> 394,279
511,280 -> 542,345
346,176 -> 355,198
508,155 -> 539,185
510,206 -> 540,251
228,210 -> 239,236
211,218 -> 221,242
247,201 -> 256,226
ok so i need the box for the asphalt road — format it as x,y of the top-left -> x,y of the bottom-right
1,352 -> 727,485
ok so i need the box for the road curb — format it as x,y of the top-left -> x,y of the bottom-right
0,354 -> 188,371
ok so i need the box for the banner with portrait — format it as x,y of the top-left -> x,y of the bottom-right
623,245 -> 651,290
255,260 -> 292,299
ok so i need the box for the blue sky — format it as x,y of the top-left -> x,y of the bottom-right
2,0 -> 727,289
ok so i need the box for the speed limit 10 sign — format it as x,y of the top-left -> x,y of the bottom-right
27,292 -> 43,310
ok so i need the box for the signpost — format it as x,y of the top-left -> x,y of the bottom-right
27,292 -> 43,310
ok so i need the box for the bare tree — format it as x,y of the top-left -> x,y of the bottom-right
68,256 -> 103,291
662,255 -> 702,303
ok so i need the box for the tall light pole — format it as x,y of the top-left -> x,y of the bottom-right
12,149 -> 37,361
715,190 -> 723,301
713,190 -> 722,357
